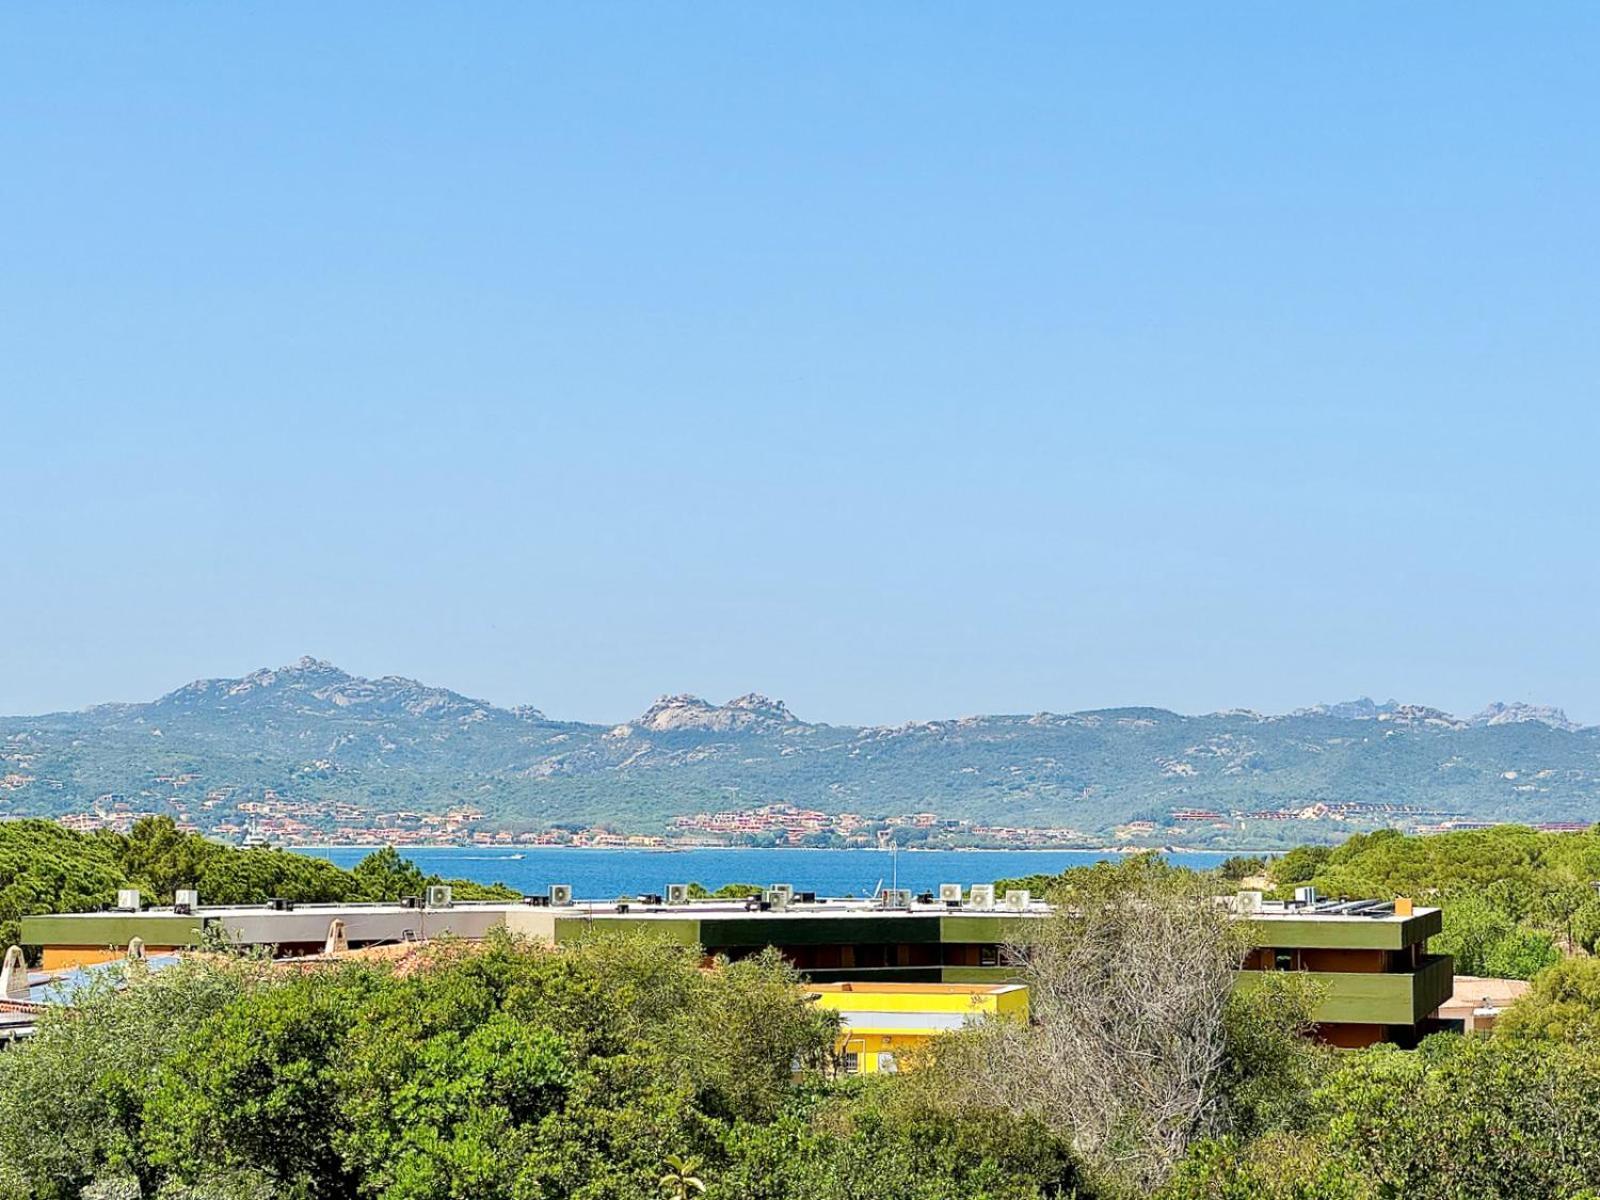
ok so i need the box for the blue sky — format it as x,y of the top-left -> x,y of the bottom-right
2,5 -> 1597,725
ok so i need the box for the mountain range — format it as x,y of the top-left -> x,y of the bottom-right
2,657 -> 1597,845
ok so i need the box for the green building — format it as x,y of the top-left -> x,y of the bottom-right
19,886 -> 1451,1046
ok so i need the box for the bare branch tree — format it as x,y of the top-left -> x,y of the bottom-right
943,859 -> 1247,1197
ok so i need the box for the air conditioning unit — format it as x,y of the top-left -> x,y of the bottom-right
1236,890 -> 1264,914
1003,888 -> 1031,912
879,888 -> 912,910
938,883 -> 963,906
765,888 -> 790,910
116,888 -> 141,912
968,884 -> 995,911
769,883 -> 794,904
1294,886 -> 1319,906
174,888 -> 199,911
425,885 -> 453,909
666,884 -> 690,906
549,884 -> 573,907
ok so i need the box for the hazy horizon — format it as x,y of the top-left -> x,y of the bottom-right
3,5 -> 1596,725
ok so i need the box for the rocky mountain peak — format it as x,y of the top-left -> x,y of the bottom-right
151,658 -> 508,723
1470,701 -> 1581,733
627,692 -> 804,734
724,693 -> 797,720
1296,697 -> 1402,720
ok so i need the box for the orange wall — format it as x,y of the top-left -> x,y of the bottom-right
41,946 -> 175,970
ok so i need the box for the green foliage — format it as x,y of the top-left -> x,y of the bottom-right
1170,1034 -> 1600,1199
1265,845 -> 1329,888
710,1079 -> 1081,1200
0,820 -> 127,950
1301,824 -> 1600,903
6,930 -> 1039,1200
1159,1135 -> 1372,1200
0,957 -> 251,1200
685,882 -> 764,900
1481,927 -> 1560,979
1312,1035 -> 1600,1199
1218,856 -> 1267,882
349,844 -> 428,899
1219,973 -> 1330,1141
0,818 -> 513,953
1293,825 -> 1589,979
1497,957 -> 1600,1043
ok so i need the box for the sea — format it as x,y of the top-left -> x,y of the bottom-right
296,845 -> 1235,899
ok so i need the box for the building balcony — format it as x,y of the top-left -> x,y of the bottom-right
1235,953 -> 1454,1027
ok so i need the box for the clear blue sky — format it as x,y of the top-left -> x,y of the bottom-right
3,5 -> 1597,725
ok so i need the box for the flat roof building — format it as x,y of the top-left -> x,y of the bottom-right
18,886 -> 1452,1046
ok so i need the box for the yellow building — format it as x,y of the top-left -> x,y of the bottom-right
808,981 -> 1028,1074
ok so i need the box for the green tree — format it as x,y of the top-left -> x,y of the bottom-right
349,845 -> 427,901
1219,972 -> 1329,1140
1497,957 -> 1600,1043
1310,1035 -> 1600,1199
0,958 -> 249,1200
1219,856 -> 1267,883
121,817 -> 219,900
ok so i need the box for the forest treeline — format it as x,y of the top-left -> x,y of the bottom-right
0,817 -> 515,950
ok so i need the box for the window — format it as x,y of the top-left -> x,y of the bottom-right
1274,951 -> 1295,971
979,945 -> 999,967
841,1051 -> 859,1075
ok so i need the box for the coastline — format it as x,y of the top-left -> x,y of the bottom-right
286,842 -> 1272,856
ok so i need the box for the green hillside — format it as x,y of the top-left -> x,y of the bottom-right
2,660 -> 1597,842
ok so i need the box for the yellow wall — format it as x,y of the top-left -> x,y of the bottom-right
816,984 -> 1029,1074
813,984 -> 1027,1020
840,1031 -> 925,1074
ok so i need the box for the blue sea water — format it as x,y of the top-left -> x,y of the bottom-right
298,845 -> 1234,899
